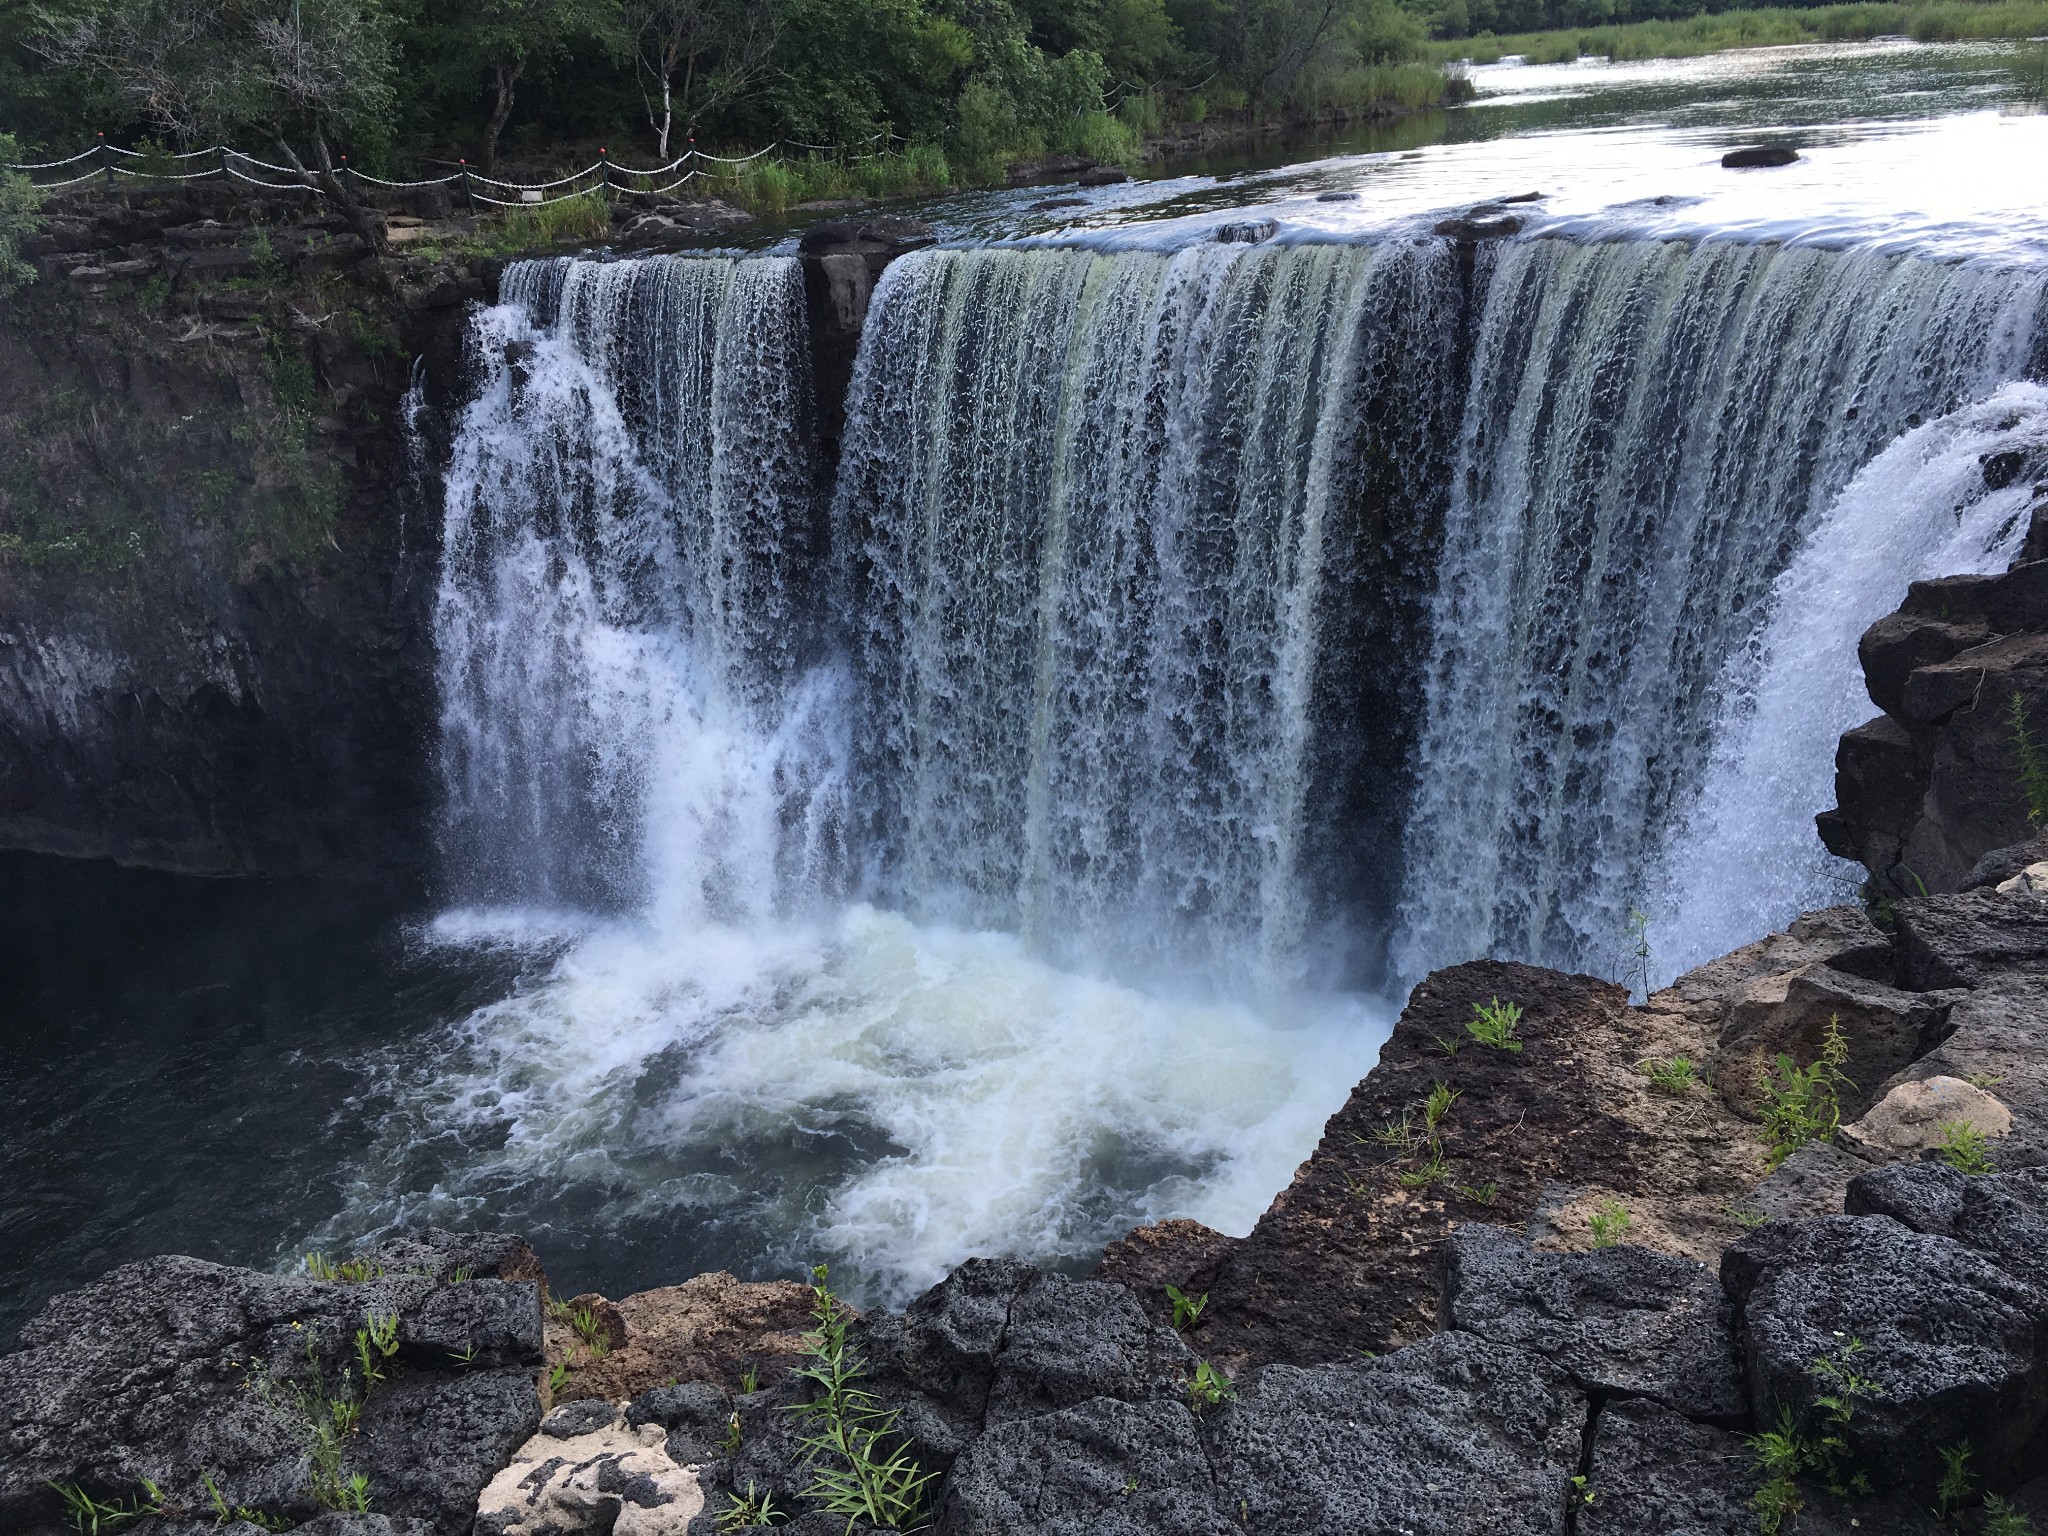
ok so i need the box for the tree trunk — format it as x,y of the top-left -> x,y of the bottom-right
657,74 -> 672,160
484,56 -> 523,174
274,132 -> 385,255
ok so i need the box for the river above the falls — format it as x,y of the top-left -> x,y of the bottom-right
5,37 -> 2047,1350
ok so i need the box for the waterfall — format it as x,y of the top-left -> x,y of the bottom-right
1392,240 -> 2048,984
834,240 -> 1469,991
435,254 -> 844,923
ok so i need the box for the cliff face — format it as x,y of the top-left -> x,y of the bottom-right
0,191 -> 481,880
1820,477 -> 2048,897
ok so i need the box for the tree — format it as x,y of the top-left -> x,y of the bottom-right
462,0 -> 622,170
623,0 -> 782,160
0,134 -> 41,298
34,0 -> 397,245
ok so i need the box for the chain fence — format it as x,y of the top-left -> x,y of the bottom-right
3,132 -> 907,207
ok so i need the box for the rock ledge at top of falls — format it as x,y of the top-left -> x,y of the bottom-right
9,866 -> 2048,1533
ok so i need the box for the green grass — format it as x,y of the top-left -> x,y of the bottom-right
1429,2 -> 2048,66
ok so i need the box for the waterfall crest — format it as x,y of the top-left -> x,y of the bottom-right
1392,240 -> 2047,984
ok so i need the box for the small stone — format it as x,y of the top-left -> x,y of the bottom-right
1839,1075 -> 2012,1158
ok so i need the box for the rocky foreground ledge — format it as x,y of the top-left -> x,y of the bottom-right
7,866 -> 2048,1535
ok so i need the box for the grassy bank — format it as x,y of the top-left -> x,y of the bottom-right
1427,1 -> 2048,64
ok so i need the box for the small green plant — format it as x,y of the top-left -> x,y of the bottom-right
47,1480 -> 163,1534
546,1297 -> 574,1322
305,1252 -> 384,1283
450,1266 -> 475,1283
355,1310 -> 400,1386
1424,1081 -> 1461,1132
1570,1473 -> 1596,1507
1936,1441 -> 1974,1518
546,1360 -> 572,1397
1935,1120 -> 1997,1175
1185,1359 -> 1235,1412
1399,1140 -> 1450,1189
1430,1029 -> 1465,1057
1760,1015 -> 1853,1168
741,1365 -> 762,1394
571,1305 -> 608,1347
722,1410 -> 743,1454
787,1265 -> 934,1532
450,1343 -> 479,1366
1643,1056 -> 1699,1094
1588,1200 -> 1632,1248
1747,1406 -> 1808,1536
2009,692 -> 2048,822
338,1472 -> 372,1512
1457,1181 -> 1499,1205
718,1482 -> 781,1532
1983,1493 -> 2037,1535
1164,1284 -> 1207,1331
1467,996 -> 1525,1052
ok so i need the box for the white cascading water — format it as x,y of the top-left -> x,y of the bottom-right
1649,381 -> 2048,977
835,240 -> 1466,991
1392,239 -> 2048,985
331,231 -> 2046,1300
317,250 -> 1390,1301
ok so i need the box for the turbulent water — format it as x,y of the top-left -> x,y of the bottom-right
340,228 -> 2048,1302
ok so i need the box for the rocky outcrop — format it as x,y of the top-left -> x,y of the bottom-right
795,217 -> 936,463
0,1229 -> 545,1534
0,187 -> 481,879
1821,494 -> 2048,897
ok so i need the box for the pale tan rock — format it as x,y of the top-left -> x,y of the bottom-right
546,1270 -> 812,1403
476,1412 -> 703,1536
1840,1074 -> 2012,1157
1994,860 -> 2048,895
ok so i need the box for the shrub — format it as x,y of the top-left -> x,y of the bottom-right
0,133 -> 42,299
1467,996 -> 1524,1052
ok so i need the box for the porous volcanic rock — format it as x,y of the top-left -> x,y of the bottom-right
1722,1213 -> 2048,1497
1438,1223 -> 1745,1424
549,1271 -> 812,1403
0,1236 -> 543,1534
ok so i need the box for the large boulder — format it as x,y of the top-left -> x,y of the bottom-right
474,1403 -> 702,1536
1723,1214 -> 2048,1496
1438,1224 -> 1746,1424
0,1240 -> 543,1535
1892,889 -> 2048,990
1853,975 -> 2048,1169
936,1397 -> 1232,1536
1211,1332 -> 1586,1536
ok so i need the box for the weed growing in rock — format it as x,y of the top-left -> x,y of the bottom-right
1760,1015 -> 1853,1168
1642,1056 -> 1699,1095
1399,1140 -> 1451,1190
1165,1284 -> 1207,1331
1936,1442 -> 1975,1518
305,1252 -> 384,1283
789,1265 -> 934,1532
718,1482 -> 781,1532
1467,997 -> 1525,1052
722,1410 -> 743,1455
1983,1494 -> 2037,1535
1589,1201 -> 1632,1248
1935,1120 -> 1997,1174
571,1305 -> 609,1348
1748,1339 -> 1883,1531
1457,1181 -> 1499,1205
1430,1030 -> 1465,1057
1364,1109 -> 1419,1153
355,1310 -> 400,1386
1570,1473 -> 1597,1507
47,1480 -> 163,1534
451,1266 -> 475,1283
742,1365 -> 762,1394
1424,1081 -> 1461,1131
545,1360 -> 572,1401
1185,1360 -> 1235,1412
203,1472 -> 290,1531
2008,692 -> 2048,822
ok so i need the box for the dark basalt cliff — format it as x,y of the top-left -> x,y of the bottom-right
1820,456 -> 2048,898
0,190 -> 485,879
0,192 -> 921,882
